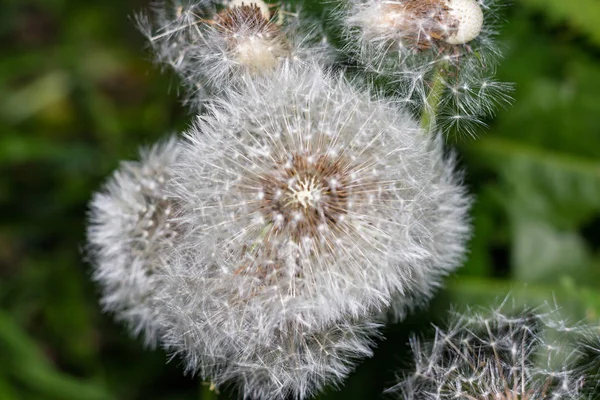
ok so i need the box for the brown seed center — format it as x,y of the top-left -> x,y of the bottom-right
215,5 -> 279,37
252,152 -> 351,242
375,0 -> 459,48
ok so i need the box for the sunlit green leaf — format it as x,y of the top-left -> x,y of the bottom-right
518,0 -> 600,46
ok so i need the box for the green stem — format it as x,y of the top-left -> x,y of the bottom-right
200,381 -> 218,400
420,62 -> 448,132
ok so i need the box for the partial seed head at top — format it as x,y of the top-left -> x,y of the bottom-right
348,0 -> 484,48
137,0 -> 302,106
137,0 -> 336,107
213,4 -> 290,71
340,0 -> 511,137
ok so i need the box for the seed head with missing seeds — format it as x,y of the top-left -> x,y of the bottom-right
137,0 -> 332,106
348,0 -> 483,49
339,0 -> 513,136
388,303 -> 594,399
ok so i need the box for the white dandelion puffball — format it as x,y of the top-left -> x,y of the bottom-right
345,0 -> 484,48
137,0 -> 332,106
389,303 -> 592,399
87,137 -> 181,346
153,63 -> 470,396
340,0 -> 512,136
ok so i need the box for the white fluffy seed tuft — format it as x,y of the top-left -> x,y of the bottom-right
136,1 -> 334,107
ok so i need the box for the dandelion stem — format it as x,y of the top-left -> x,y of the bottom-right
420,62 -> 447,132
200,381 -> 218,400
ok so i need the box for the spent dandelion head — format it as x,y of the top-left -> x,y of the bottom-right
388,302 -> 594,400
86,137 -> 181,347
338,0 -> 513,136
137,0 -> 333,107
345,0 -> 484,49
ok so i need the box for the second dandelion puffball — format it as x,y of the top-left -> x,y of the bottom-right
349,0 -> 484,48
87,138 -> 181,346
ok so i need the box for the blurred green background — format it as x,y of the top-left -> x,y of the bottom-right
1,0 -> 600,399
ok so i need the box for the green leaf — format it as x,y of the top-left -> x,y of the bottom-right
471,137 -> 600,228
0,71 -> 71,123
0,374 -> 18,400
511,218 -> 592,283
518,0 -> 600,46
0,311 -> 112,400
445,276 -> 594,320
467,137 -> 600,284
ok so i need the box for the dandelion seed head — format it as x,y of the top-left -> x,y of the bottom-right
137,1 -> 334,106
151,63 -> 470,398
339,0 -> 512,136
344,0 -> 483,51
86,137 -> 181,346
388,303 -> 593,399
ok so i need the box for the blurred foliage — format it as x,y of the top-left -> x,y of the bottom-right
1,0 -> 600,399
